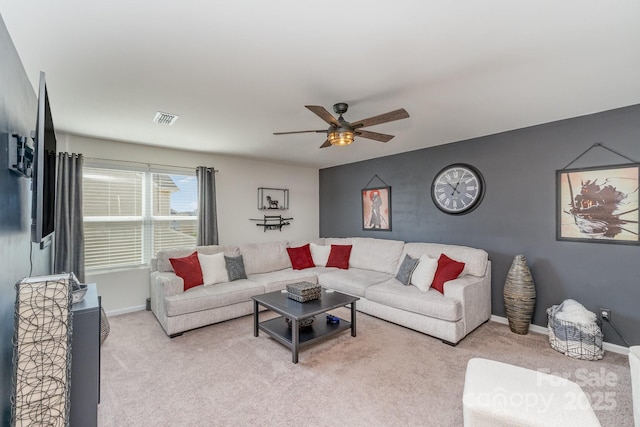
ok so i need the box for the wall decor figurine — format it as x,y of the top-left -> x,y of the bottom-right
266,195 -> 279,209
557,163 -> 639,244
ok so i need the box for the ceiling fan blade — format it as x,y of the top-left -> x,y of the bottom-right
351,108 -> 410,128
320,139 -> 332,148
273,130 -> 326,135
355,130 -> 395,143
305,105 -> 340,127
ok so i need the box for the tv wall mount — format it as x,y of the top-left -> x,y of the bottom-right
4,132 -> 34,178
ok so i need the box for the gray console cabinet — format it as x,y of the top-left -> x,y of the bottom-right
70,283 -> 100,426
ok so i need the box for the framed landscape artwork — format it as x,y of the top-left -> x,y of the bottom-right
557,164 -> 639,245
362,186 -> 391,231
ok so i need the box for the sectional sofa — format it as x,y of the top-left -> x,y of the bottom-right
149,237 -> 491,344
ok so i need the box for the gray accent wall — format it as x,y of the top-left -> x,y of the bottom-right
0,16 -> 51,424
320,104 -> 640,347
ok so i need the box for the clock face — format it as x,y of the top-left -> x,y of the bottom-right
431,164 -> 485,215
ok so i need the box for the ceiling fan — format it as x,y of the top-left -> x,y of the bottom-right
274,103 -> 410,148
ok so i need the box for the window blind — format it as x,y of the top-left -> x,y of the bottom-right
83,166 -> 197,270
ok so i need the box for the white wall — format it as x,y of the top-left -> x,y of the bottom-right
59,133 -> 320,314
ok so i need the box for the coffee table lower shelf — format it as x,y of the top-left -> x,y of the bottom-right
252,288 -> 358,363
258,314 -> 351,354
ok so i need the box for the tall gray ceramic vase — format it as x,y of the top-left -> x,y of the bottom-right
503,254 -> 536,335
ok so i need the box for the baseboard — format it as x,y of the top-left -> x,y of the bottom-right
101,309 -> 629,354
490,315 -> 628,355
106,305 -> 146,317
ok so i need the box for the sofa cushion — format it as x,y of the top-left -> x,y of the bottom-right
248,269 -> 319,293
395,254 -> 419,286
365,279 -> 462,321
349,237 -> 405,274
324,237 -> 353,246
225,255 -> 247,281
169,252 -> 203,291
432,254 -> 465,294
310,243 -> 331,267
286,244 -> 315,270
165,279 -> 265,317
289,238 -> 325,248
403,243 -> 488,277
156,245 -> 240,273
318,268 -> 391,297
198,252 -> 229,285
411,255 -> 438,291
239,241 -> 291,275
326,244 -> 352,269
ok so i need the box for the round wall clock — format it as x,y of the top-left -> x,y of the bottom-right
431,163 -> 485,215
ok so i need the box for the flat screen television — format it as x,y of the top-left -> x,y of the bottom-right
31,71 -> 57,247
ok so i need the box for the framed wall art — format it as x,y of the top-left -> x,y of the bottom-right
257,187 -> 289,210
362,186 -> 391,231
557,163 -> 639,245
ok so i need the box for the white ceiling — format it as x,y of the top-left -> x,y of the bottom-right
2,1 -> 639,168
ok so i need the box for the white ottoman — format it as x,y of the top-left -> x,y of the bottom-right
630,346 -> 640,427
463,358 -> 601,427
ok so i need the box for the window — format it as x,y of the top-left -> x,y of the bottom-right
83,165 -> 197,270
151,173 -> 198,253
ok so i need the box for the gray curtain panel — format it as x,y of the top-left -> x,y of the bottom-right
196,166 -> 219,246
54,153 -> 85,282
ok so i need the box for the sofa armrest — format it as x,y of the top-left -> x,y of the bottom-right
150,271 -> 184,297
149,271 -> 184,331
443,261 -> 492,335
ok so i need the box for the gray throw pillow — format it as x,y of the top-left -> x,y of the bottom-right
395,254 -> 418,286
224,255 -> 247,281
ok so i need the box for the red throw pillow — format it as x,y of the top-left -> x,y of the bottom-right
326,244 -> 352,269
431,253 -> 465,294
286,244 -> 315,270
169,252 -> 204,291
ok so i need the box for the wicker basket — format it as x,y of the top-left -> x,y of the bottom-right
285,316 -> 315,329
286,282 -> 320,295
547,307 -> 604,361
286,282 -> 321,302
100,307 -> 110,345
287,291 -> 321,303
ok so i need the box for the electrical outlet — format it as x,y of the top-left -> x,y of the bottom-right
599,307 -> 611,322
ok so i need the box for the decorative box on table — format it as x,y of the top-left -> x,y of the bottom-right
286,282 -> 321,303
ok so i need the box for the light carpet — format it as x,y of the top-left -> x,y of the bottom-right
98,309 -> 633,426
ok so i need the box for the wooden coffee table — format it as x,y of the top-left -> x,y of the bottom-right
252,288 -> 359,363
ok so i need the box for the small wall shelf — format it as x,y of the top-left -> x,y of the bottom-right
258,187 -> 289,210
249,215 -> 293,232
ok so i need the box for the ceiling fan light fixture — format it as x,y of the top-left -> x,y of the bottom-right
328,130 -> 354,146
274,103 -> 409,148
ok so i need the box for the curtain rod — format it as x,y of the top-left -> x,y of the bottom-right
83,156 -> 218,173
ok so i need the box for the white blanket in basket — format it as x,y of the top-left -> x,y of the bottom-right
548,299 -> 603,361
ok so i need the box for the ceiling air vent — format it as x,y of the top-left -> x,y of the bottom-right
152,111 -> 179,126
